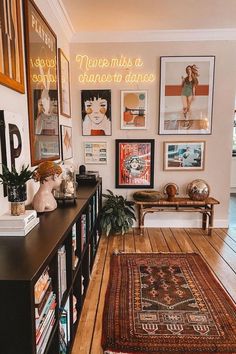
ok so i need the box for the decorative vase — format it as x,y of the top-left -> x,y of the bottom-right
7,185 -> 27,216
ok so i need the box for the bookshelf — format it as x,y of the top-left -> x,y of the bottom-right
0,179 -> 102,354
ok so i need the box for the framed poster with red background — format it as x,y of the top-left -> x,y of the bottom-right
115,139 -> 154,188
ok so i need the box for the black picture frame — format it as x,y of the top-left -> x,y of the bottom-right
115,139 -> 154,188
24,0 -> 60,166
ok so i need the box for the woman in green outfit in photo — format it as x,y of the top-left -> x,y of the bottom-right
181,64 -> 199,125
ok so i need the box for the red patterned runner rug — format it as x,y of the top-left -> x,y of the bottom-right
102,252 -> 236,353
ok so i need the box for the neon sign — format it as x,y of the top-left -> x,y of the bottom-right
76,54 -> 155,84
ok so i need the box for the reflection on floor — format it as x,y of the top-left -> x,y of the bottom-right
229,193 -> 236,227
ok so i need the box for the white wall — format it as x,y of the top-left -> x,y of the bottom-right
0,0 -> 71,215
70,41 -> 236,228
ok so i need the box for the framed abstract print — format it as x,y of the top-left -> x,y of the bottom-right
58,48 -> 71,117
159,56 -> 215,135
24,0 -> 60,165
81,89 -> 112,136
0,0 -> 25,93
163,141 -> 205,171
115,139 -> 154,188
60,125 -> 73,160
84,142 -> 107,164
121,90 -> 147,129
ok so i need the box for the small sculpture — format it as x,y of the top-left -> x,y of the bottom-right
187,179 -> 210,201
163,183 -> 179,201
32,161 -> 62,212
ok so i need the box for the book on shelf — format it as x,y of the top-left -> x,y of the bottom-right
36,301 -> 56,344
35,283 -> 53,319
81,214 -> 87,251
0,217 -> 39,236
34,267 -> 51,305
36,311 -> 55,354
0,209 -> 37,227
72,223 -> 79,270
58,245 -> 67,305
73,295 -> 77,324
59,297 -> 71,347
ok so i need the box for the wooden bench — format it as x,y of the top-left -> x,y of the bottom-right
134,197 -> 220,236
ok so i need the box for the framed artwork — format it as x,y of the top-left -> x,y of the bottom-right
121,90 -> 147,129
23,0 -> 60,165
0,0 -> 25,93
60,125 -> 73,160
58,48 -> 71,118
159,56 -> 215,135
163,141 -> 206,171
115,139 -> 154,188
84,142 -> 107,164
81,89 -> 111,136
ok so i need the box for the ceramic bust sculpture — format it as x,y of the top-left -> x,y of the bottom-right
32,161 -> 62,212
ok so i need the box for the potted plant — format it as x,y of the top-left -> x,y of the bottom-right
100,189 -> 136,236
0,164 -> 34,215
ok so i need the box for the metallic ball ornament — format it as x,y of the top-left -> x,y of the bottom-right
187,179 -> 210,201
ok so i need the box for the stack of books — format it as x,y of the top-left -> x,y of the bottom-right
34,267 -> 56,354
0,210 -> 39,236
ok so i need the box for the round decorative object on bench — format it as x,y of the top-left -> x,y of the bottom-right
133,190 -> 162,202
163,183 -> 179,201
187,179 -> 210,201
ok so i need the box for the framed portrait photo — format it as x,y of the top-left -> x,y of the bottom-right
115,139 -> 154,188
24,0 -> 60,165
0,0 -> 25,93
84,142 -> 107,164
121,90 -> 148,129
58,48 -> 71,117
81,89 -> 112,136
60,125 -> 73,160
163,141 -> 206,171
159,56 -> 215,135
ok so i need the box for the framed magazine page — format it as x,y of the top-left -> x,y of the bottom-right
0,0 -> 25,93
24,0 -> 60,165
121,90 -> 147,129
84,142 -> 107,164
115,139 -> 154,188
159,56 -> 215,135
163,141 -> 205,171
58,48 -> 71,117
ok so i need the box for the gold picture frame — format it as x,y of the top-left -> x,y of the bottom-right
0,0 -> 25,93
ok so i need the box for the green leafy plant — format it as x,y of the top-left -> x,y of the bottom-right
100,189 -> 136,236
0,164 -> 34,187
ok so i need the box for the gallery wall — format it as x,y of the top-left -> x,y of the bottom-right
0,0 -> 71,215
70,41 -> 236,227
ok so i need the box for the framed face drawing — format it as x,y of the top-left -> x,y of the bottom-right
84,142 -> 107,164
163,141 -> 205,171
24,0 -> 60,165
58,48 -> 71,118
81,89 -> 111,136
121,90 -> 148,129
159,56 -> 215,135
0,0 -> 25,93
115,139 -> 154,188
60,125 -> 73,160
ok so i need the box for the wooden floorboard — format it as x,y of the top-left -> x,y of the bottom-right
72,227 -> 236,354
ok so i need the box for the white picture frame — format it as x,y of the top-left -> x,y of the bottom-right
121,90 -> 148,129
84,142 -> 107,164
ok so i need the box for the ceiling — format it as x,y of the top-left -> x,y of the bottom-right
61,0 -> 236,33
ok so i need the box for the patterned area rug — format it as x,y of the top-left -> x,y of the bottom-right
102,253 -> 236,353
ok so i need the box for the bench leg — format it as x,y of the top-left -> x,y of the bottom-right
138,205 -> 144,236
208,205 -> 214,236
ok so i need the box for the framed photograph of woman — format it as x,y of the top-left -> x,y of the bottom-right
0,0 -> 25,93
121,90 -> 148,129
81,89 -> 111,136
58,49 -> 71,118
24,0 -> 60,165
159,56 -> 215,135
163,141 -> 206,171
115,139 -> 154,188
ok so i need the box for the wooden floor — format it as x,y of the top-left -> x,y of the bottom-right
71,227 -> 236,354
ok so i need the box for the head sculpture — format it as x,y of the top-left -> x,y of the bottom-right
33,161 -> 62,184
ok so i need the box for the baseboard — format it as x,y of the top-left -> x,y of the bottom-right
139,218 -> 229,228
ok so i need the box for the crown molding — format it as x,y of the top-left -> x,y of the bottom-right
46,0 -> 75,41
71,28 -> 236,43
